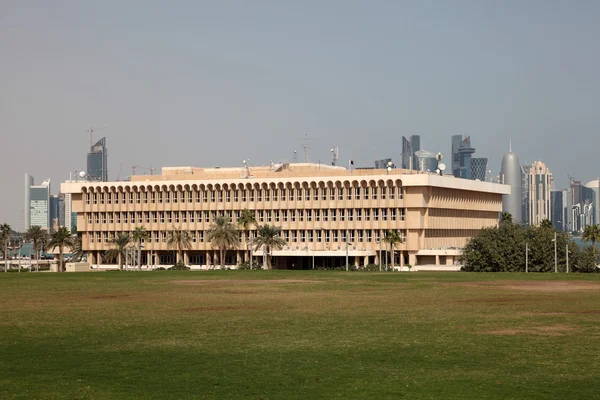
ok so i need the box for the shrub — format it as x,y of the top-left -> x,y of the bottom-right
237,261 -> 262,270
169,261 -> 190,270
361,264 -> 381,272
155,267 -> 166,271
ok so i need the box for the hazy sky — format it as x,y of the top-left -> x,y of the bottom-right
2,1 -> 599,228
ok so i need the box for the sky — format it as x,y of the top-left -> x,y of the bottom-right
1,0 -> 599,228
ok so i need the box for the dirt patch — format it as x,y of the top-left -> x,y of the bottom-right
452,281 -> 600,292
521,310 -> 600,316
169,279 -> 323,285
89,294 -> 132,300
456,297 -> 526,304
182,306 -> 262,312
479,324 -> 576,336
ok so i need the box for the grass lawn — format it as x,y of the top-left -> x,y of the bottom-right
0,271 -> 598,399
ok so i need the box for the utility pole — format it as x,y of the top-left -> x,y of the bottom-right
554,232 -> 558,273
525,243 -> 529,273
566,244 -> 570,273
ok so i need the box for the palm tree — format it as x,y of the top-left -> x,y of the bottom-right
206,216 -> 238,269
253,224 -> 286,270
1,223 -> 12,273
582,224 -> 600,261
238,209 -> 256,264
540,219 -> 553,230
383,230 -> 403,270
46,227 -> 75,273
499,212 -> 513,224
70,234 -> 84,263
132,226 -> 149,271
167,226 -> 192,266
106,233 -> 131,271
24,226 -> 45,272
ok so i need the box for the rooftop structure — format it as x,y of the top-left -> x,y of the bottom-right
500,147 -> 522,223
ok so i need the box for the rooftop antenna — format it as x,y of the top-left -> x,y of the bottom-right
330,146 -> 339,166
301,133 -> 314,163
87,126 -> 108,149
509,138 -> 512,152
293,150 -> 298,163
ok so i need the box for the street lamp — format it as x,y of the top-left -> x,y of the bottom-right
377,240 -> 382,272
345,241 -> 351,271
551,232 -> 557,273
566,244 -> 571,274
247,240 -> 253,270
525,243 -> 530,273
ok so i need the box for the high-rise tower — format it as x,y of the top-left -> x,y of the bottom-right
87,137 -> 108,181
499,144 -> 522,223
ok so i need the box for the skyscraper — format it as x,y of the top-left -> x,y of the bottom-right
414,150 -> 437,172
521,164 -> 531,226
87,137 -> 108,181
374,158 -> 394,169
527,161 -> 554,226
470,158 -> 489,181
451,135 -> 476,179
499,146 -> 522,223
25,173 -> 51,231
551,190 -> 568,231
401,135 -> 420,170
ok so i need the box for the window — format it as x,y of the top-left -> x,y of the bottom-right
151,192 -> 156,203
87,214 -> 92,224
334,230 -> 340,242
191,231 -> 197,243
160,212 -> 165,223
145,212 -> 150,223
196,211 -> 201,223
280,189 -> 286,201
154,232 -> 159,243
364,209 -> 370,221
322,209 -> 328,221
358,230 -> 363,242
355,188 -> 361,200
273,189 -> 278,201
325,230 -> 330,242
109,213 -> 114,224
300,230 -> 306,242
308,230 -> 313,242
100,193 -> 105,205
211,211 -> 217,222
372,187 -> 378,200
158,193 -> 163,203
290,210 -> 296,222
94,213 -> 100,224
225,190 -> 230,202
322,188 -> 327,201
381,208 -> 387,221
297,189 -> 302,201
266,210 -> 272,222
121,192 -> 126,204
274,210 -> 280,222
249,190 -> 254,202
129,192 -> 134,204
161,232 -> 167,243
314,209 -> 320,222
282,210 -> 288,222
298,210 -> 304,222
331,209 -> 336,221
339,209 -> 345,221
198,231 -> 204,242
241,190 -> 247,202
218,190 -> 223,202
182,212 -> 186,223
93,193 -> 98,205
203,191 -> 208,202
347,209 -> 353,221
349,230 -> 355,242
317,230 -> 322,242
85,193 -> 90,205
366,230 -> 372,242
289,189 -> 294,201
341,230 -> 347,242
283,230 -> 290,242
363,188 -> 369,200
153,212 -> 157,223
116,213 -> 121,224
115,192 -> 120,204
204,211 -> 210,223
167,211 -> 172,224
258,210 -> 264,222
390,208 -> 396,221
134,192 -> 140,204
356,209 -> 362,221
123,212 -> 128,224
256,189 -> 262,202
181,191 -> 186,203
143,192 -> 148,204
234,190 -> 239,202
292,230 -> 298,242
338,188 -> 343,201
400,208 -> 406,221
195,191 -> 200,203
189,211 -> 194,223
373,208 -> 379,221
103,232 -> 108,243
210,190 -> 216,202
330,189 -> 335,201
107,193 -> 112,204
313,189 -> 318,201
389,187 -> 395,200
381,187 -> 386,200
264,189 -> 270,201
346,188 -> 351,200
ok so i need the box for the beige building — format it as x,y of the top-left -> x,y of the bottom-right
60,163 -> 509,269
527,160 -> 554,226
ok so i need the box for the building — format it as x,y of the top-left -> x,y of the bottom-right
526,161 -> 554,226
451,135 -> 476,179
87,137 -> 108,182
499,147 -> 522,223
24,173 -> 51,231
64,193 -> 75,233
584,179 -> 600,228
470,158 -> 488,181
50,195 -> 60,233
520,164 -> 531,226
374,159 -> 395,169
551,190 -> 567,231
61,163 -> 509,269
414,150 -> 438,172
401,135 -> 420,170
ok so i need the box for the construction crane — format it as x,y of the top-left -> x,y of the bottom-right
116,162 -> 124,182
87,126 -> 108,149
136,166 -> 157,175
131,165 -> 140,175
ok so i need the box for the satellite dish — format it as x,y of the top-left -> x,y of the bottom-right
79,171 -> 87,178
387,166 -> 392,172
436,153 -> 443,161
436,169 -> 440,174
438,162 -> 446,171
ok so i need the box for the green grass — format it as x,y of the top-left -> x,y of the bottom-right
0,271 -> 598,399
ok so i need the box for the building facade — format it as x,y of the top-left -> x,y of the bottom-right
551,190 -> 567,231
401,135 -> 420,170
527,161 -> 554,226
470,158 -> 488,181
87,137 -> 108,182
61,164 -> 509,269
25,174 -> 51,231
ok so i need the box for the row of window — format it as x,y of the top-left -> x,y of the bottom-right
85,186 -> 404,205
88,229 -> 406,244
86,208 -> 407,225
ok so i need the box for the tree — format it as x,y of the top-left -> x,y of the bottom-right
167,226 -> 192,266
383,230 -> 403,270
24,226 -> 46,272
253,224 -> 286,270
206,216 -> 238,269
1,223 -> 12,273
540,219 -> 553,230
582,224 -> 600,261
132,226 -> 149,271
106,233 -> 131,271
46,227 -> 75,273
70,234 -> 84,263
500,212 -> 513,224
238,209 -> 256,264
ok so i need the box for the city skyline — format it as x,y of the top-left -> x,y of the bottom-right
2,1 -> 600,227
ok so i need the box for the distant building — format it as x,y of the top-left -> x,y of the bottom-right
451,135 -> 476,179
24,173 -> 51,231
50,195 -> 59,233
470,158 -> 488,181
414,150 -> 437,172
584,179 -> 600,228
499,147 -> 522,223
374,158 -> 395,169
401,135 -> 420,170
521,164 -> 531,226
87,137 -> 108,181
526,161 -> 554,226
551,190 -> 568,231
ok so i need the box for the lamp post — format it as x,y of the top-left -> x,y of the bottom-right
312,248 -> 315,270
566,244 -> 570,274
247,241 -> 253,270
345,241 -> 349,272
525,243 -> 530,273
378,240 -> 382,272
553,232 -> 557,273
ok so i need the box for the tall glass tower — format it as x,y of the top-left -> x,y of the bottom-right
87,137 -> 108,181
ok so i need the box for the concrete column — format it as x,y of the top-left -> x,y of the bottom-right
354,256 -> 359,268
400,251 -> 404,267
89,252 -> 96,266
409,252 -> 417,266
435,255 -> 440,265
236,251 -> 241,265
214,251 -> 219,267
176,252 -> 181,263
364,255 -> 369,266
206,251 -> 212,268
446,256 -> 454,266
184,251 -> 189,265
